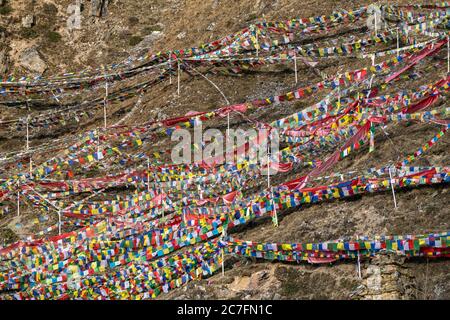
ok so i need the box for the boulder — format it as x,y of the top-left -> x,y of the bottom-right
132,31 -> 163,52
90,0 -> 109,17
206,22 -> 216,31
22,15 -> 35,28
176,31 -> 186,40
19,48 -> 47,75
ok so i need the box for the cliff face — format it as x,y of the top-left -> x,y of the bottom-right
0,0 -> 449,300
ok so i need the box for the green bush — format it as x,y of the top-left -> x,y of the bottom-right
129,36 -> 143,46
20,27 -> 39,39
0,5 -> 12,15
46,31 -> 62,43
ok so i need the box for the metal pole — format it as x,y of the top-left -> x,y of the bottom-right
388,166 -> 398,209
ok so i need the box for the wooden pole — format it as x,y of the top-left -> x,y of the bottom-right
147,157 -> 150,193
169,51 -> 173,84
58,210 -> 62,235
221,224 -> 226,277
177,59 -> 181,96
267,146 -> 270,189
26,116 -> 29,150
96,129 -> 100,155
447,36 -> 449,74
256,29 -> 259,58
388,166 -> 398,209
221,248 -> 225,277
337,74 -> 341,107
103,80 -> 108,129
26,115 -> 32,177
396,27 -> 400,55
267,141 -> 278,227
374,12 -> 378,35
356,235 -> 362,279
17,190 -> 20,217
227,112 -> 230,135
294,52 -> 298,84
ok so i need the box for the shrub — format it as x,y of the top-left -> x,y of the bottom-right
42,3 -> 58,15
46,31 -> 62,43
128,16 -> 139,26
129,36 -> 143,46
0,5 -> 12,15
20,27 -> 39,39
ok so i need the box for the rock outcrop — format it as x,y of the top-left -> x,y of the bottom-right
19,47 -> 47,75
90,0 -> 110,17
352,254 -> 417,300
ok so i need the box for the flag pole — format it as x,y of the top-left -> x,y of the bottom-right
17,190 -> 20,217
396,27 -> 400,55
388,166 -> 398,209
95,128 -> 99,155
255,26 -> 259,58
221,224 -> 226,277
147,156 -> 150,193
103,80 -> 108,129
58,210 -> 62,235
169,51 -> 173,84
227,112 -> 230,134
267,137 -> 278,227
294,52 -> 298,84
374,12 -> 378,35
177,59 -> 181,96
337,74 -> 341,106
356,235 -> 362,279
26,115 -> 32,178
447,35 -> 449,74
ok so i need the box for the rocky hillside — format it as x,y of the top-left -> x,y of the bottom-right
0,0 -> 449,300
